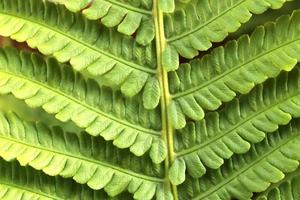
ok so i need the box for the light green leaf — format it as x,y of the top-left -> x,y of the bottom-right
174,66 -> 300,178
62,0 -> 155,45
156,184 -> 174,200
0,0 -> 299,199
256,168 -> 300,200
165,0 -> 290,60
0,159 -> 131,200
0,47 -> 163,160
150,139 -> 167,164
179,119 -> 300,199
0,111 -> 165,199
159,0 -> 175,13
170,10 -> 300,125
168,158 -> 186,185
162,44 -> 179,71
0,0 -> 157,98
143,77 -> 161,109
168,101 -> 186,129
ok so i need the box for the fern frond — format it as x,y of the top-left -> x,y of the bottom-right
0,158 -> 131,199
255,168 -> 300,199
0,47 -> 166,163
1,0 -> 300,199
163,0 -> 291,68
0,111 -> 170,199
0,0 -> 159,103
178,119 -> 300,200
59,0 -> 155,45
168,66 -> 300,184
169,10 -> 300,128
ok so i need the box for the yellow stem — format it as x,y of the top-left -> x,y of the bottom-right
153,0 -> 178,199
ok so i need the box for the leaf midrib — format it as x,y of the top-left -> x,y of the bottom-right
176,88 -> 300,157
153,0 -> 178,198
172,37 -> 300,99
0,70 -> 161,136
0,12 -> 156,74
0,135 -> 164,183
166,0 -> 246,42
0,182 -> 62,199
193,131 -> 300,200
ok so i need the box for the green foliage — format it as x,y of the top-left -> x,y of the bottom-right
0,0 -> 159,105
0,158 -> 132,199
173,67 -> 300,183
0,48 -> 164,162
0,0 -> 300,199
179,119 -> 300,200
61,0 -> 155,45
255,168 -> 300,200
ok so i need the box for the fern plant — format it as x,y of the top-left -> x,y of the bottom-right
1,0 -> 300,199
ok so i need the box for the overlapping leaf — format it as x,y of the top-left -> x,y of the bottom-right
0,158 -> 131,199
169,10 -> 300,128
178,119 -> 300,200
163,0 -> 291,70
0,111 -> 171,199
255,169 -> 300,199
59,0 -> 155,45
0,47 -> 166,163
169,66 -> 300,184
0,0 -> 160,105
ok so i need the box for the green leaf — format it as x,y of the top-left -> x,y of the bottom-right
0,158 -> 131,199
164,0 -> 290,60
179,119 -> 300,199
0,0 -> 158,98
0,47 -> 164,160
256,168 -> 300,200
159,0 -> 175,13
0,111 -> 167,199
170,11 -> 300,125
168,100 -> 186,129
169,158 -> 186,185
173,66 -> 300,178
150,139 -> 167,164
162,44 -> 179,71
61,0 -> 155,45
1,0 -> 300,199
143,77 -> 161,109
156,185 -> 174,200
